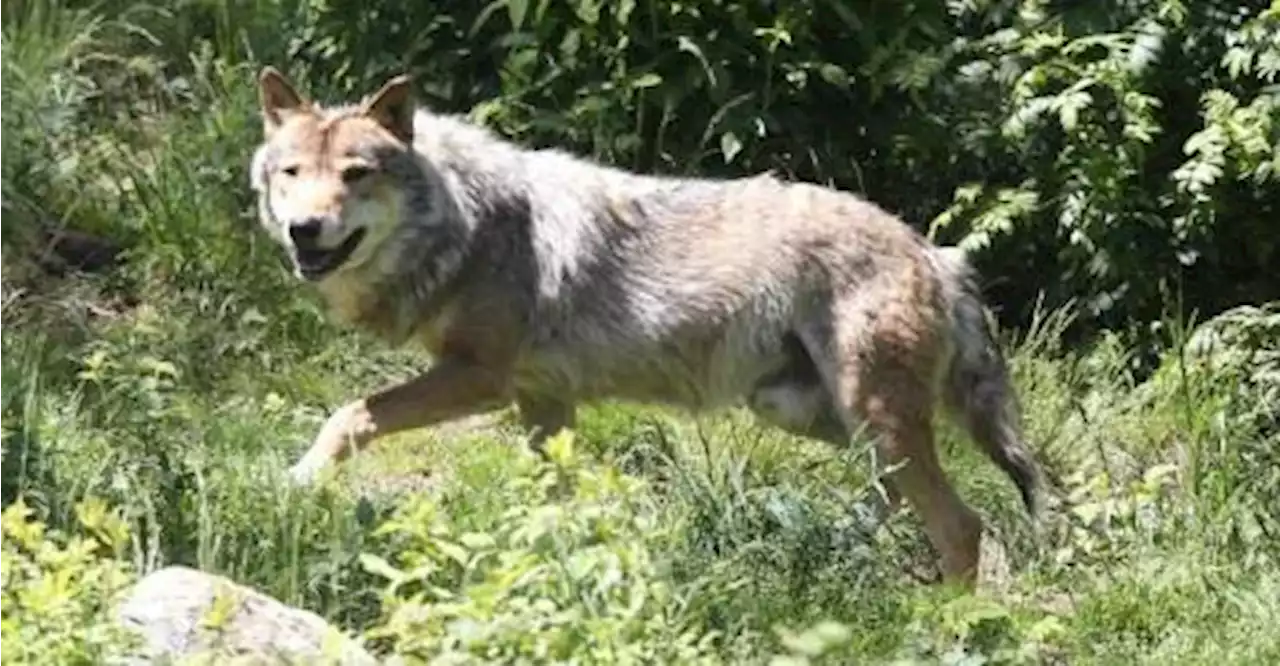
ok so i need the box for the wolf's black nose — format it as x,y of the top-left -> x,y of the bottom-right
288,218 -> 323,247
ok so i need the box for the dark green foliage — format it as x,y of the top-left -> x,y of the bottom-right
278,0 -> 1279,343
6,1 -> 1277,341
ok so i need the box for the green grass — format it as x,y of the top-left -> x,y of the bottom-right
3,2 -> 1279,664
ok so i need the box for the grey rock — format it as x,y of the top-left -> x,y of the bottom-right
116,566 -> 378,665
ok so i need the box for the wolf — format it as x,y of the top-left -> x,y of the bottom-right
248,67 -> 1045,585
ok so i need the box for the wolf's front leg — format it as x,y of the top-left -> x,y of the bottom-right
287,357 -> 511,485
516,392 -> 576,456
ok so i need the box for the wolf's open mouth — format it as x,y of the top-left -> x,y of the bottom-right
295,228 -> 367,280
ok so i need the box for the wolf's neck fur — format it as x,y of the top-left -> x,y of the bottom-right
327,106 -> 671,347
325,109 -> 534,344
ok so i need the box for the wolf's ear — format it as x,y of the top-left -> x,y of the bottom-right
361,74 -> 415,144
258,67 -> 310,135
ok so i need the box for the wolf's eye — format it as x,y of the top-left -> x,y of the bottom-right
280,165 -> 300,177
341,165 -> 375,184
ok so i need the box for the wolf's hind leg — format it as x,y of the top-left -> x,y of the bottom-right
747,335 -> 903,513
796,293 -> 984,586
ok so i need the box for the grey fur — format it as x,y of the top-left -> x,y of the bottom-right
250,73 -> 1046,580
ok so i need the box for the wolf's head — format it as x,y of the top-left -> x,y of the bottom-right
249,68 -> 422,282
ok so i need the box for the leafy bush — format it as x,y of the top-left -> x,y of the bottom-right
277,0 -> 1280,339
7,1 -> 1278,340
362,431 -> 722,664
0,498 -> 141,665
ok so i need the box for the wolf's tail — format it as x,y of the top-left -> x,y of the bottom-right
931,246 -> 1045,518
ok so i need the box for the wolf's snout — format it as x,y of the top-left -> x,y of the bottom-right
286,216 -> 368,281
288,218 -> 325,249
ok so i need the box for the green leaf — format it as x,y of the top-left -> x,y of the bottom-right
506,0 -> 528,30
777,620 -> 852,657
1223,47 -> 1254,80
720,131 -> 743,164
677,36 -> 717,88
459,532 -> 497,550
575,0 -> 600,25
468,0 -> 509,38
1073,501 -> 1104,524
630,73 -> 663,89
1057,90 -> 1093,131
435,539 -> 470,566
818,63 -> 850,88
616,0 -> 636,25
358,553 -> 404,582
1257,50 -> 1280,81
